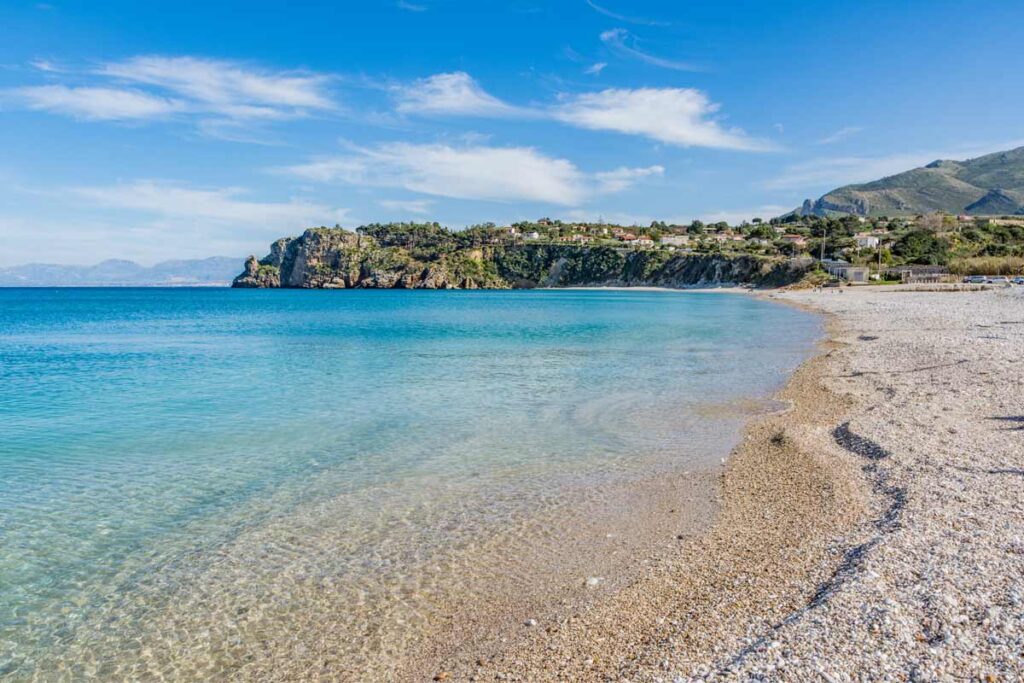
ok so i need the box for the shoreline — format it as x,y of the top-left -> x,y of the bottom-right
410,284 -> 1023,681
426,307 -> 868,681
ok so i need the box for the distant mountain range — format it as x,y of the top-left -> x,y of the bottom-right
797,146 -> 1024,217
0,257 -> 244,287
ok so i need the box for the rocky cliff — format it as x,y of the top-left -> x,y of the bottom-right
233,227 -> 812,290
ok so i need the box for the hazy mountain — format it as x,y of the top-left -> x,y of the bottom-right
0,257 -> 244,287
798,146 -> 1024,217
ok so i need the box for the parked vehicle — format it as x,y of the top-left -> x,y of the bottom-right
987,276 -> 1010,284
1013,277 -> 1024,285
964,275 -> 987,284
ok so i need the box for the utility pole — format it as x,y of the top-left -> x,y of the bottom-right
819,224 -> 827,262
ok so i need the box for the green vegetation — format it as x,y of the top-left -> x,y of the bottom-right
799,145 -> 1024,218
949,256 -> 1024,276
239,209 -> 1024,289
892,230 -> 948,265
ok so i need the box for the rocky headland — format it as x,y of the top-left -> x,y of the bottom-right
232,226 -> 813,290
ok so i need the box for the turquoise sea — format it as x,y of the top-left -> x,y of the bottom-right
0,288 -> 820,679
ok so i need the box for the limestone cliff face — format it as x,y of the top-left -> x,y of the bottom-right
233,228 -> 812,289
233,255 -> 282,288
234,228 -> 507,290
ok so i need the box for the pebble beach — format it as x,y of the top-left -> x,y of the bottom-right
410,285 -> 1024,682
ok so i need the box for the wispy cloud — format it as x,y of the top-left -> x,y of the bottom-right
30,59 -> 63,73
378,198 -> 434,214
594,165 -> 664,192
281,143 -> 590,205
6,55 -> 336,136
393,72 -> 522,117
764,140 -> 1024,192
72,180 -> 344,225
100,56 -> 334,117
553,88 -> 776,151
11,85 -> 184,120
397,0 -> 427,10
280,142 -> 662,205
817,125 -> 863,145
584,62 -> 607,75
393,73 -> 771,152
599,28 -> 699,72
585,0 -> 669,27
2,181 -> 346,265
764,154 -> 932,191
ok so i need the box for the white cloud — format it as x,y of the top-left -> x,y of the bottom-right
30,59 -> 63,73
1,181 -> 346,266
599,28 -> 697,72
378,198 -> 434,214
397,0 -> 427,10
585,62 -> 607,75
283,143 -> 589,205
281,143 -> 662,206
383,65 -> 777,153
817,125 -> 863,145
11,85 -> 184,120
7,55 -> 335,131
101,56 -> 334,116
594,165 -> 664,192
71,180 -> 344,225
393,72 -> 521,117
392,73 -> 775,152
553,88 -> 775,151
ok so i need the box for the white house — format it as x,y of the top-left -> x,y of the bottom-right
660,235 -> 690,246
854,233 -> 880,248
525,231 -> 541,240
634,236 -> 655,247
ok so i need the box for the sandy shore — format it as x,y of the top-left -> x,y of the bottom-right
411,285 -> 1024,681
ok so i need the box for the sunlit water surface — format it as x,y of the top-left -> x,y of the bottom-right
0,288 -> 820,679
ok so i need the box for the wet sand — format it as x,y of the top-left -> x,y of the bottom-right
400,285 -> 1024,681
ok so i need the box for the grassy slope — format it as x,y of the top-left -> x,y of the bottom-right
814,146 -> 1024,216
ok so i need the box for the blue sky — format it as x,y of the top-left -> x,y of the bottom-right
2,0 -> 1023,265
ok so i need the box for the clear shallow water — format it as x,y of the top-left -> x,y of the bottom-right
0,288 -> 820,678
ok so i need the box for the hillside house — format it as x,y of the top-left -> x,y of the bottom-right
854,233 -> 880,248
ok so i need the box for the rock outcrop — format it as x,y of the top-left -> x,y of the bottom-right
233,227 -> 813,290
233,255 -> 282,288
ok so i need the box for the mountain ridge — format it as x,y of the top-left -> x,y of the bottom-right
0,257 -> 244,287
797,146 -> 1024,217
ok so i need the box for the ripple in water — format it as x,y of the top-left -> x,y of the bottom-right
0,288 -> 820,679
